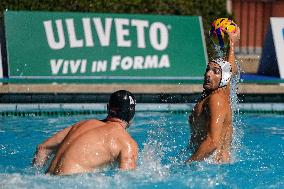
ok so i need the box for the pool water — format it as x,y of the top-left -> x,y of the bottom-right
0,111 -> 284,189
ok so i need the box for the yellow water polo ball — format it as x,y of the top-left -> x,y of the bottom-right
210,18 -> 237,39
210,18 -> 237,48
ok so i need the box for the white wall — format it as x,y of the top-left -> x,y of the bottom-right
0,43 -> 3,85
271,17 -> 284,79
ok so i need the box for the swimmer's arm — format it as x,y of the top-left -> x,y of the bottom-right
119,140 -> 138,170
32,125 -> 73,167
186,131 -> 220,162
186,98 -> 224,162
227,27 -> 240,75
40,125 -> 73,150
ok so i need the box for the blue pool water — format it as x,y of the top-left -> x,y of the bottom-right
0,111 -> 284,189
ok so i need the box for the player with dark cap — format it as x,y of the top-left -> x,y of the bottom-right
107,90 -> 136,128
33,90 -> 138,175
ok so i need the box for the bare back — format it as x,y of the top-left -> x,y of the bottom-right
47,119 -> 137,175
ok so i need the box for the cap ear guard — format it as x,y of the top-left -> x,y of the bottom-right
212,58 -> 232,87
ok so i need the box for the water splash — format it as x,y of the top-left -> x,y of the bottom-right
213,44 -> 226,58
137,117 -> 170,182
209,44 -> 244,163
230,59 -> 244,163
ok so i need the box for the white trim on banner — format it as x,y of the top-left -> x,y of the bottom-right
271,17 -> 284,79
199,16 -> 208,65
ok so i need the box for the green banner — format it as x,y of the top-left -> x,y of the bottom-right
4,11 -> 207,82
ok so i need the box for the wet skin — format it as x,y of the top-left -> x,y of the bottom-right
33,117 -> 138,175
187,62 -> 233,163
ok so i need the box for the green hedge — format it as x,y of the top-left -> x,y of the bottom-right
0,0 -> 232,57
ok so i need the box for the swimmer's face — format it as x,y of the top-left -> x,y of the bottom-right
203,62 -> 222,91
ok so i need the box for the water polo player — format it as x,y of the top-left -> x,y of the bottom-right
33,90 -> 138,175
186,26 -> 240,163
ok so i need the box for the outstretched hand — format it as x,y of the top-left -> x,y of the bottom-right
227,27 -> 240,47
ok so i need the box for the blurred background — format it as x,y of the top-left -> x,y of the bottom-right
0,0 -> 283,106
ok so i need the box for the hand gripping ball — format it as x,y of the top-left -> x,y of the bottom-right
210,18 -> 237,49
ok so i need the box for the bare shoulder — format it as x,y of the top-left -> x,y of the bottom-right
103,122 -> 138,149
123,138 -> 138,157
121,132 -> 138,147
83,119 -> 104,125
77,119 -> 105,128
117,131 -> 138,152
207,92 -> 230,112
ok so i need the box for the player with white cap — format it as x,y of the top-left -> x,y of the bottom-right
186,24 -> 240,163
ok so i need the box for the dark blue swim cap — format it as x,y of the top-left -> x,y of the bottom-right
108,90 -> 136,123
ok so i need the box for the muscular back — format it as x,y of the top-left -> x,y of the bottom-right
47,119 -> 137,175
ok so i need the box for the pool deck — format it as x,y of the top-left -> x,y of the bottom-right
0,83 -> 283,113
0,83 -> 283,104
0,83 -> 284,94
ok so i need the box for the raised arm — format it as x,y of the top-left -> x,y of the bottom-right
186,97 -> 225,162
119,139 -> 138,170
227,27 -> 240,75
32,125 -> 73,167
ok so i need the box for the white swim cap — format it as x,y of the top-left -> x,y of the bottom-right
212,58 -> 232,87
